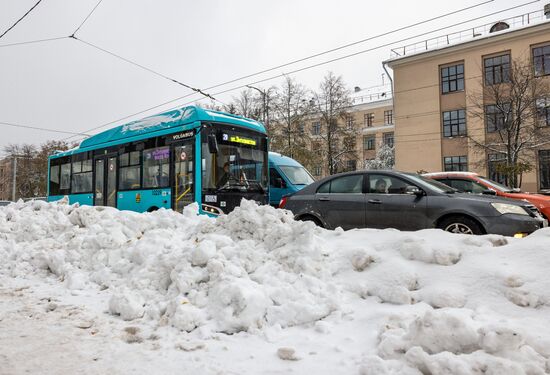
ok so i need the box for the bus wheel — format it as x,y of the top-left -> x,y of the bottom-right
147,206 -> 159,212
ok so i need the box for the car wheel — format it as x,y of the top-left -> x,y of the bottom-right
438,216 -> 483,235
299,215 -> 323,227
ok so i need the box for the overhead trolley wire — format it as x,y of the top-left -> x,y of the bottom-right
0,121 -> 91,136
0,0 -> 43,40
71,36 -> 218,102
66,0 -> 539,141
71,0 -> 104,37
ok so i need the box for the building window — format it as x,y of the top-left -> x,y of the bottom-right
346,115 -> 355,130
343,136 -> 356,151
540,150 -> 550,190
487,153 -> 507,185
363,135 -> 375,150
297,123 -> 305,134
536,97 -> 550,126
313,165 -> 322,177
444,156 -> 468,171
312,121 -> 321,135
533,44 -> 550,77
485,104 -> 509,132
384,110 -> 393,125
442,109 -> 466,137
383,132 -> 394,148
484,54 -> 510,85
441,63 -> 464,93
345,160 -> 357,172
364,113 -> 374,127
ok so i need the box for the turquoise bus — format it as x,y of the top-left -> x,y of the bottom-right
47,106 -> 268,215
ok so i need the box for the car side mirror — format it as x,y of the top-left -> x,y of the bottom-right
482,189 -> 496,195
512,187 -> 521,193
208,133 -> 218,154
406,185 -> 423,196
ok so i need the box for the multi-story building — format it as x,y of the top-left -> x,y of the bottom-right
385,7 -> 550,192
305,86 -> 394,179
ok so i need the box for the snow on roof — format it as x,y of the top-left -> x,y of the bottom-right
1,199 -> 550,373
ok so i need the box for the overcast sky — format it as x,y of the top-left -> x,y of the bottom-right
0,0 -> 544,154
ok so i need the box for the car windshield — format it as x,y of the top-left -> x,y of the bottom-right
404,173 -> 457,194
279,166 -> 314,185
477,176 -> 514,193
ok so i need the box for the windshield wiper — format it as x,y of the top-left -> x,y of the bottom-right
216,181 -> 247,193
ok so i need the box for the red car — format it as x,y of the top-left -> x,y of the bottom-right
424,172 -> 550,220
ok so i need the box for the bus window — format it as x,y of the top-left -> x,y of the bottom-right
72,159 -> 93,193
49,165 -> 60,195
60,163 -> 71,190
143,146 -> 170,188
119,151 -> 141,190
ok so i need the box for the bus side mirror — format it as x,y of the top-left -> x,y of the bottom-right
208,134 -> 218,154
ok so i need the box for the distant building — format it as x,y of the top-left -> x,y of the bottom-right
0,158 -> 13,201
305,86 -> 394,179
385,7 -> 550,192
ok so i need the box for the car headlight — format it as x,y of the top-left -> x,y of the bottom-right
491,203 -> 528,216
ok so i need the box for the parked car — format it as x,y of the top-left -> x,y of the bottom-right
0,200 -> 11,207
269,152 -> 315,207
280,170 -> 547,236
423,172 -> 550,220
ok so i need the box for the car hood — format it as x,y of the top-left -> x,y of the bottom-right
448,192 -> 532,207
503,192 -> 550,206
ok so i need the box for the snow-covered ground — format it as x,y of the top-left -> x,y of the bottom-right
1,199 -> 550,374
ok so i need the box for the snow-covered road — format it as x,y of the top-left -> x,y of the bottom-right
1,199 -> 550,374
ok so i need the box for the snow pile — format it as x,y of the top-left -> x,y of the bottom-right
0,199 -> 337,334
2,199 -> 550,373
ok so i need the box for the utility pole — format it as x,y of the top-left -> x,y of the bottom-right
12,156 -> 17,201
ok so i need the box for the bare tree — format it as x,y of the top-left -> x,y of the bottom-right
271,76 -> 313,164
364,143 -> 395,170
233,88 -> 262,120
468,59 -> 550,187
3,140 -> 72,199
312,72 -> 355,175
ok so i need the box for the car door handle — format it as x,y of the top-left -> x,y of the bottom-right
368,199 -> 382,204
318,197 -> 330,201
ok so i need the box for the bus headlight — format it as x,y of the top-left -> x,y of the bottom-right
491,203 -> 528,216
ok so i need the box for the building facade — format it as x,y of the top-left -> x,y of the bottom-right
304,92 -> 394,179
0,158 -> 13,201
385,9 -> 550,192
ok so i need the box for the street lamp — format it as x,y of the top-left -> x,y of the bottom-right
246,85 -> 269,130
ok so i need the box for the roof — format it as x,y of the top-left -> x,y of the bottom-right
384,16 -> 550,67
268,152 -> 303,167
52,106 -> 266,158
423,172 -> 479,177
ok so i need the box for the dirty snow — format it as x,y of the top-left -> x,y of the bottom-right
1,199 -> 550,374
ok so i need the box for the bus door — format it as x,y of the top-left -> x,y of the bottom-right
94,155 -> 117,207
172,140 -> 195,212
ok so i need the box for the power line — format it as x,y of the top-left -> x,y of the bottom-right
0,36 -> 69,48
196,0 -> 496,93
0,121 -> 91,136
71,36 -> 218,101
66,0 -> 539,140
160,1 -> 542,110
0,0 -> 43,39
71,0 -> 104,37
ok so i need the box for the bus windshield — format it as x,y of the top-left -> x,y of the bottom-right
202,125 -> 268,194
